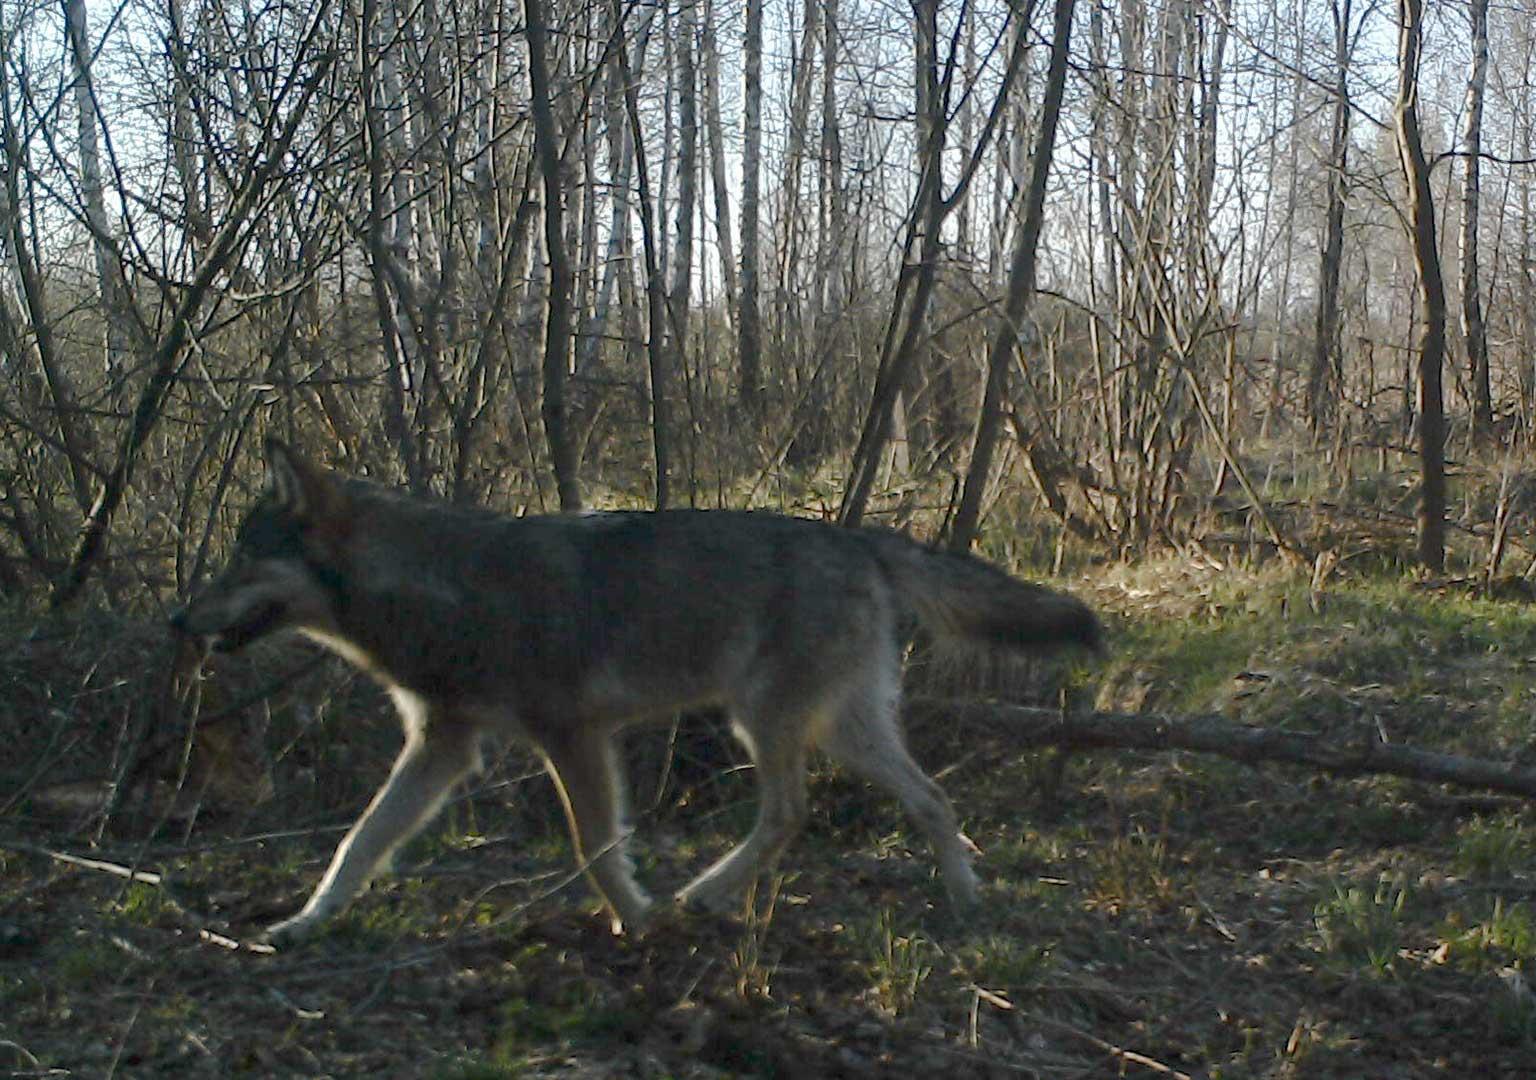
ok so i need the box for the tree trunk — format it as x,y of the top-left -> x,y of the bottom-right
1395,0 -> 1446,571
361,0 -> 426,491
818,0 -> 844,321
838,0 -> 947,528
1306,0 -> 1351,436
0,57 -> 94,513
581,19 -> 648,372
671,0 -> 699,353
62,0 -> 134,388
701,0 -> 737,326
525,0 -> 583,510
949,0 -> 1074,551
738,0 -> 765,411
615,0 -> 674,509
1461,0 -> 1493,443
778,0 -> 818,375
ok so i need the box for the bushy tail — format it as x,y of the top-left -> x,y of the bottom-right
864,532 -> 1103,655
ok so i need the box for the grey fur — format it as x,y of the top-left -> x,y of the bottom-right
170,441 -> 1100,944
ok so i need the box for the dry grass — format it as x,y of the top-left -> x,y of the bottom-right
4,556 -> 1536,1077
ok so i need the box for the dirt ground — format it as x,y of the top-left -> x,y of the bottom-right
4,561 -> 1536,1077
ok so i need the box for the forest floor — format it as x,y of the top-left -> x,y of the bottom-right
4,552 -> 1536,1077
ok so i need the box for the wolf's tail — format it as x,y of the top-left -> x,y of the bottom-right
864,532 -> 1103,655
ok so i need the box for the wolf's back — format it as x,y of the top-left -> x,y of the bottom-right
863,531 -> 1102,655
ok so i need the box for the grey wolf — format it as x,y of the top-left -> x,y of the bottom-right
170,440 -> 1101,944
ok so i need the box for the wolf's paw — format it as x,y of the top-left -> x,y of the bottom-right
674,883 -> 739,919
261,911 -> 327,948
946,866 -> 983,911
608,897 -> 655,938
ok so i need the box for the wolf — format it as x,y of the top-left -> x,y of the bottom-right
170,440 -> 1101,945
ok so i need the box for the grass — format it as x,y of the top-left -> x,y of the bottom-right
856,906 -> 936,1015
9,554 -> 1536,1074
1312,873 -> 1412,976
114,881 -> 173,925
1453,817 -> 1536,879
729,875 -> 785,1002
1439,898 -> 1536,972
955,934 -> 1054,991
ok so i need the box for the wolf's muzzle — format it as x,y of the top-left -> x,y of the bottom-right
167,601 -> 284,652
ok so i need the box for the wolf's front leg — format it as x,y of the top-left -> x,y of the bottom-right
264,725 -> 481,945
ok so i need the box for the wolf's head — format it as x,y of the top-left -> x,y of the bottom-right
169,440 -> 349,652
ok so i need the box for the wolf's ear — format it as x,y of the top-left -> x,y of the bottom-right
264,438 -> 334,522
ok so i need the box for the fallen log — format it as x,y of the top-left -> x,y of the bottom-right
909,698 -> 1536,800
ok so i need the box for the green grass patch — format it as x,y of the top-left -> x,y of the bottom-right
1453,817 -> 1536,880
1438,899 -> 1536,972
954,935 -> 1055,992
855,907 -> 937,1015
113,882 -> 172,925
1312,873 -> 1412,976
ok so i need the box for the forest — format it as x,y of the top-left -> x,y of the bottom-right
5,0 -> 1536,1074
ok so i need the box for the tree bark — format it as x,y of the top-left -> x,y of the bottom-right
701,0 -> 737,326
738,0 -> 765,411
1394,0 -> 1447,572
615,0 -> 674,509
1461,0 -> 1493,442
949,0 -> 1074,551
670,0 -> 699,354
62,0 -> 134,388
1306,0 -> 1351,437
525,0 -> 584,510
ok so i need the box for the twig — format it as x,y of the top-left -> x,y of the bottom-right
0,839 -> 162,885
264,830 -> 636,978
1017,1011 -> 1193,1080
104,975 -> 154,1080
267,986 -> 325,1020
199,928 -> 275,955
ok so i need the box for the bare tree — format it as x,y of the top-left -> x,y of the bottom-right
701,0 -> 738,325
1461,0 -> 1493,442
949,0 -> 1074,551
526,0 -> 583,510
1306,0 -> 1356,434
840,0 -> 1035,528
50,6 -> 340,608
1395,0 -> 1446,571
671,0 -> 700,355
738,0 -> 765,411
62,0 -> 135,388
616,0 -> 676,509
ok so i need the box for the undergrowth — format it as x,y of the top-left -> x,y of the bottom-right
4,556 -> 1536,1076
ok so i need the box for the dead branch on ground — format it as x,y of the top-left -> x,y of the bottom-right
911,698 -> 1536,799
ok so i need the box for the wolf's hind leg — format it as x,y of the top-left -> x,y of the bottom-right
264,722 -> 481,944
675,715 -> 810,915
816,679 -> 981,910
542,730 -> 652,933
